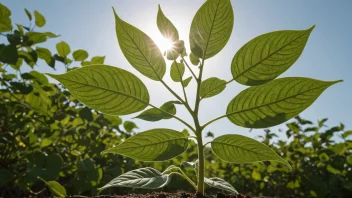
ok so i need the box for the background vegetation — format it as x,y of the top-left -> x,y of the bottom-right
1,4 -> 351,198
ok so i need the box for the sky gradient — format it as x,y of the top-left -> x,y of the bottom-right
3,0 -> 351,141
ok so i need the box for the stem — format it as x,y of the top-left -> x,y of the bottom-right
181,56 -> 197,81
202,114 -> 227,130
196,133 -> 205,193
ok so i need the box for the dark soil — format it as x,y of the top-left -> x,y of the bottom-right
65,192 -> 259,198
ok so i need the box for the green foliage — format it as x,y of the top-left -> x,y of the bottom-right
0,1 -> 345,197
102,129 -> 189,161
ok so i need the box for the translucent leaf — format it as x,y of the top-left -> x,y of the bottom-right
189,52 -> 199,66
200,77 -> 226,99
189,0 -> 234,59
211,134 -> 291,168
135,101 -> 180,122
24,8 -> 32,21
36,47 -> 55,68
47,65 -> 150,115
56,41 -> 70,57
101,129 -> 188,161
113,8 -> 165,81
170,61 -> 185,82
91,56 -> 105,64
123,121 -> 138,132
227,77 -> 341,128
205,177 -> 238,194
34,10 -> 46,27
157,5 -> 179,41
72,49 -> 88,61
231,26 -> 315,86
98,167 -> 170,191
183,76 -> 192,87
38,179 -> 67,197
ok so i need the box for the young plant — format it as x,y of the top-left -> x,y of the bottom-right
47,0 -> 341,194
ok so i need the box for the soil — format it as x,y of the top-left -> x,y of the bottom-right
65,192 -> 259,198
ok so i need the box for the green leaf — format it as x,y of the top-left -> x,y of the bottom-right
98,167 -> 170,191
44,32 -> 59,38
0,44 -> 18,65
26,32 -> 47,45
73,49 -> 88,61
170,61 -> 185,82
226,77 -> 342,128
252,170 -> 262,181
135,101 -> 179,122
205,177 -> 238,194
189,0 -> 234,59
113,8 -> 165,81
45,181 -> 66,197
47,65 -> 150,115
56,41 -> 70,57
211,134 -> 291,168
231,26 -> 315,86
36,47 -> 55,68
157,5 -> 179,41
101,128 -> 188,161
81,61 -> 91,66
200,77 -> 226,99
18,50 -> 37,68
25,8 -> 32,21
0,4 -> 12,32
189,52 -> 200,66
123,121 -> 138,132
343,130 -> 352,139
41,138 -> 52,148
34,10 -> 46,27
91,56 -> 105,64
183,76 -> 192,87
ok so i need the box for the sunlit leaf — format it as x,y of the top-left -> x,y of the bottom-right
211,134 -> 291,168
170,61 -> 185,82
205,177 -> 238,194
113,8 -> 165,81
157,5 -> 179,41
56,41 -> 70,57
91,56 -> 105,64
231,26 -> 315,86
47,65 -> 150,115
45,181 -> 66,197
189,0 -> 234,59
135,101 -> 180,122
26,32 -> 47,45
123,121 -> 138,132
36,47 -> 55,68
183,76 -> 192,87
189,52 -> 199,66
200,77 -> 226,99
0,4 -> 12,32
227,77 -> 341,128
34,10 -> 46,27
101,128 -> 188,161
73,49 -> 88,61
98,167 -> 170,191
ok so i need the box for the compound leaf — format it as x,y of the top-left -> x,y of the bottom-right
157,5 -> 179,41
47,65 -> 150,115
232,26 -> 315,86
226,77 -> 341,128
113,8 -> 165,81
189,0 -> 234,59
98,167 -> 170,191
72,49 -> 88,61
101,129 -> 188,161
200,77 -> 226,99
205,177 -> 238,194
211,134 -> 290,168
170,61 -> 185,82
34,10 -> 46,27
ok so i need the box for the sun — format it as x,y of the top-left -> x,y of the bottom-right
158,38 -> 174,52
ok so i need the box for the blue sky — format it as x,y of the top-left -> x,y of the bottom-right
3,0 -> 351,141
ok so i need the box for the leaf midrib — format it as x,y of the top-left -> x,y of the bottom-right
234,30 -> 309,80
117,137 -> 188,149
227,81 -> 331,117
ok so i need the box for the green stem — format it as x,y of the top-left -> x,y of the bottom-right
181,56 -> 198,81
196,133 -> 205,193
